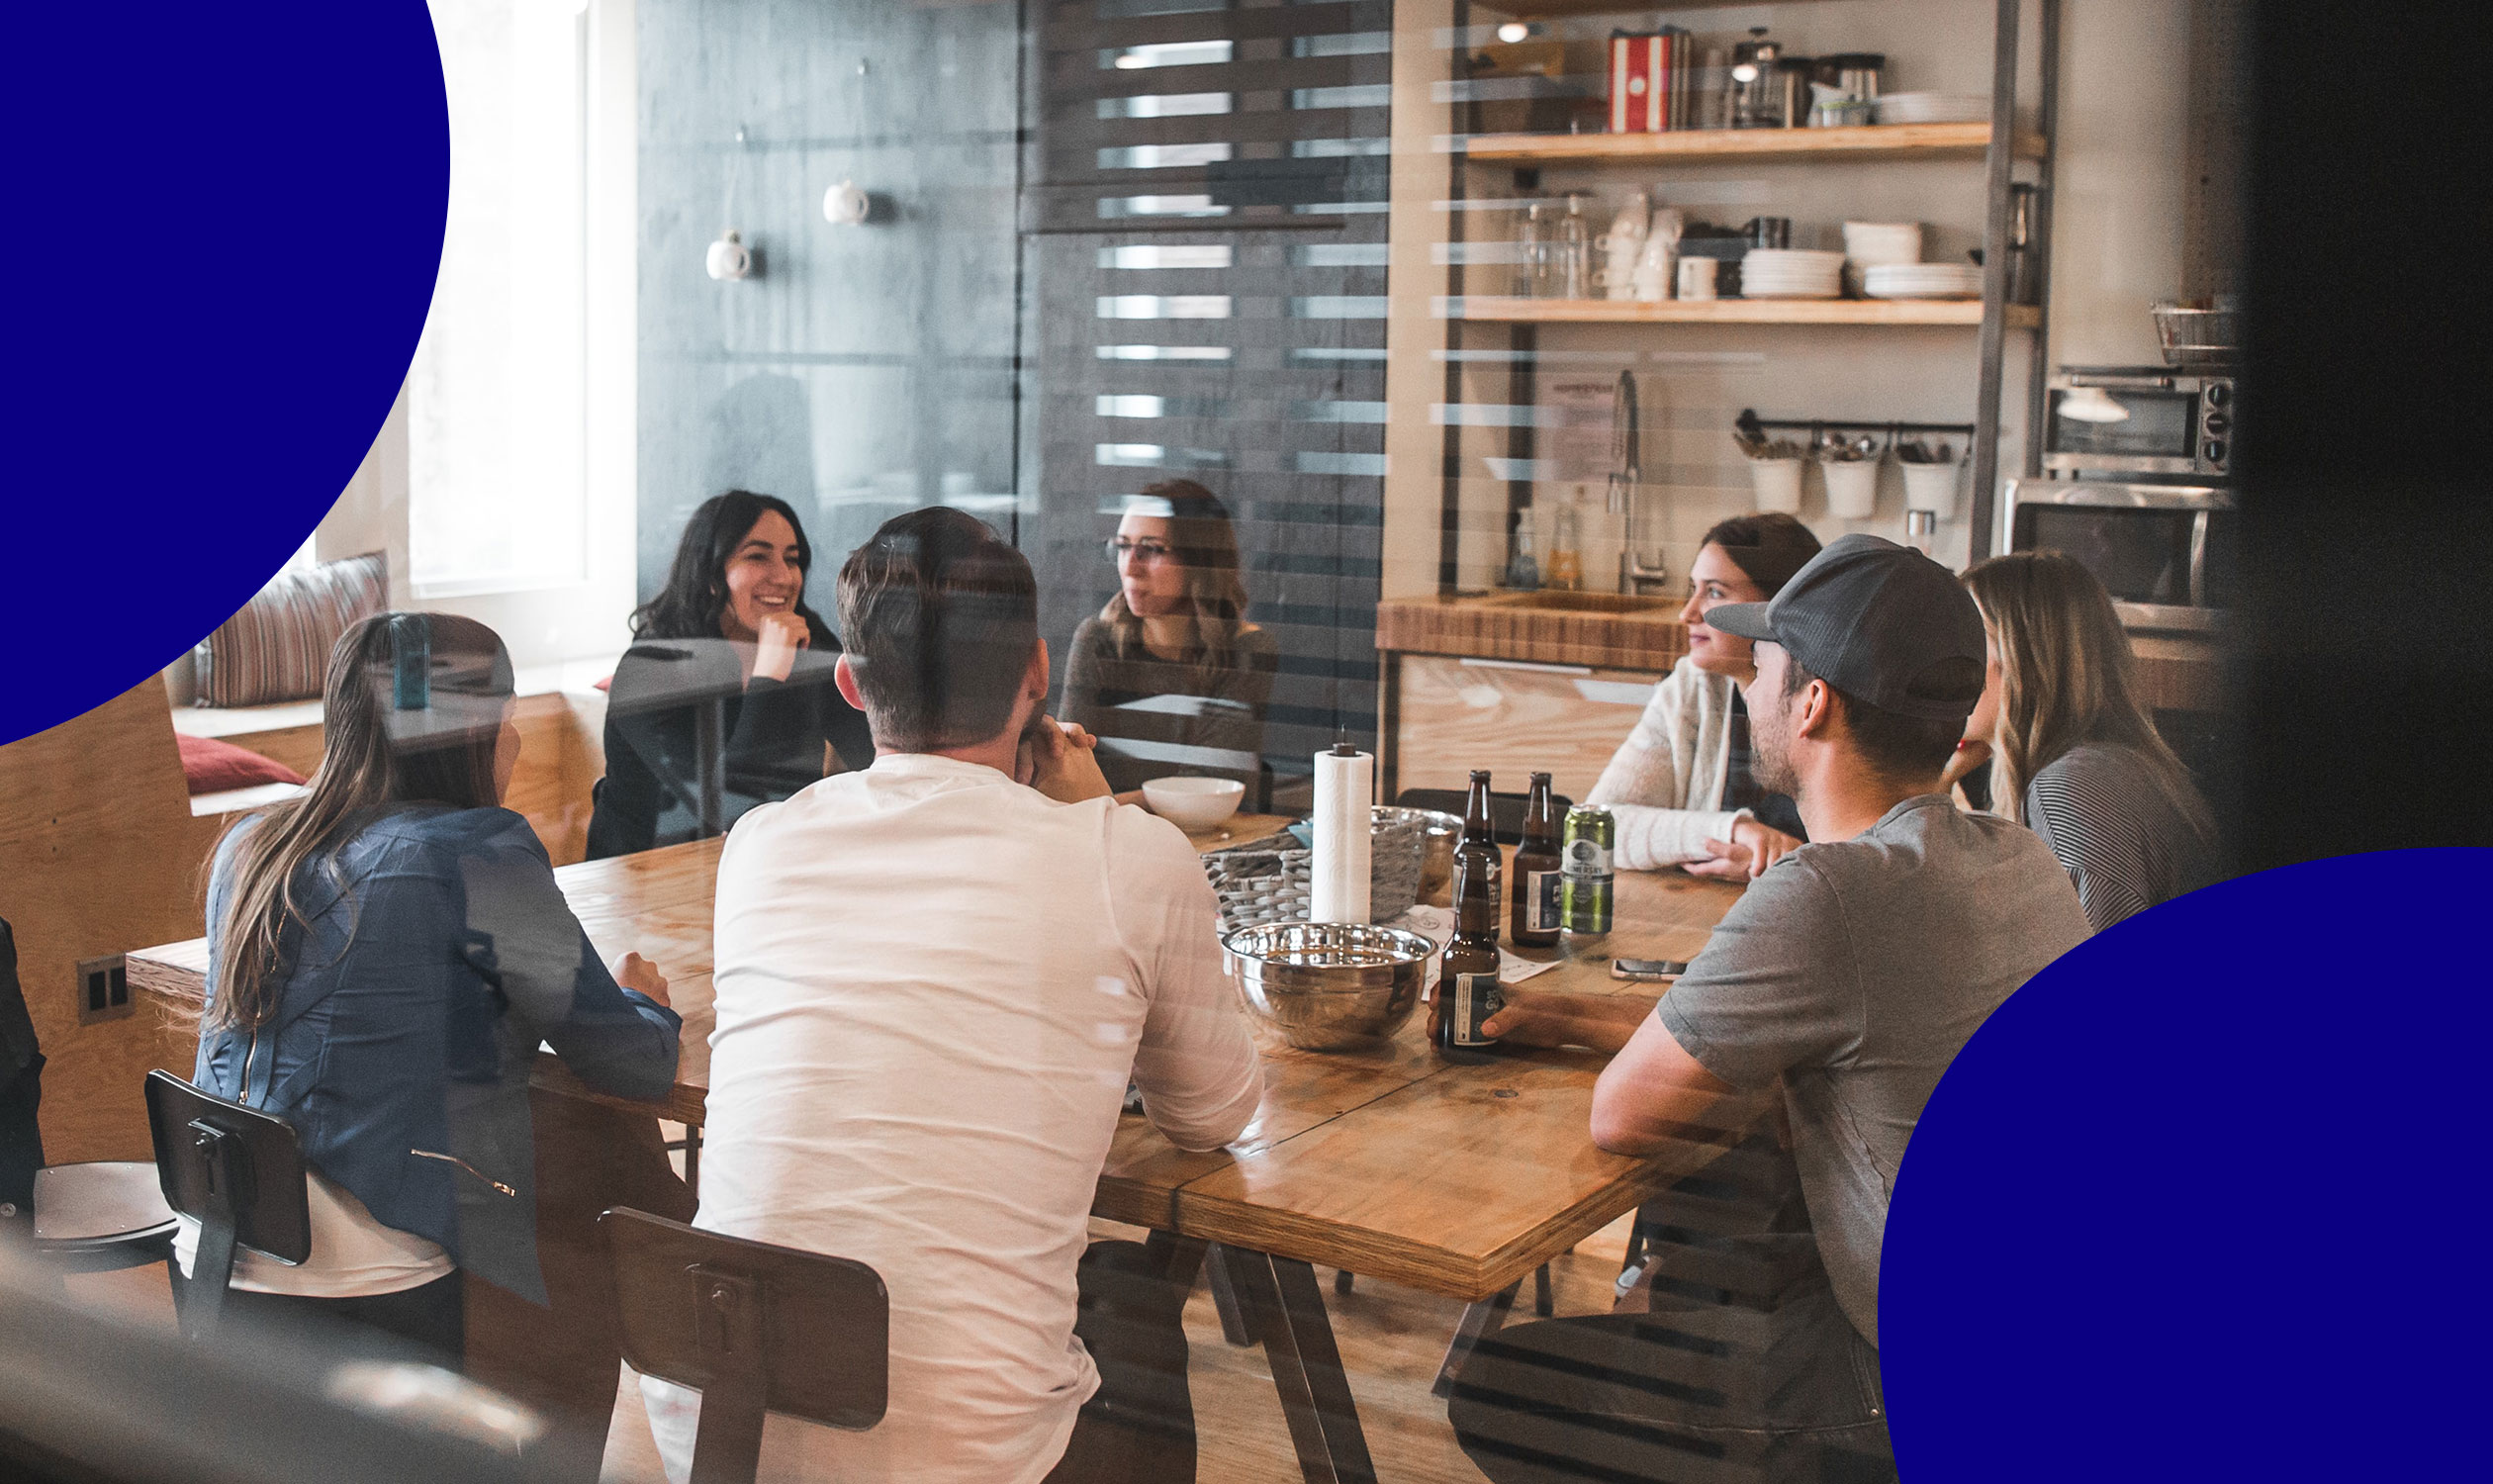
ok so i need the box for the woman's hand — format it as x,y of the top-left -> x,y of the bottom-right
1688,818 -> 1801,881
614,951 -> 671,1008
752,610 -> 810,684
1940,738 -> 1993,794
1017,714 -> 1110,802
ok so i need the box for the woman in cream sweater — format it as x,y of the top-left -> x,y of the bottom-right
1585,513 -> 1822,880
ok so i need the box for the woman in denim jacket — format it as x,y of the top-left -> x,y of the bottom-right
181,612 -> 682,1366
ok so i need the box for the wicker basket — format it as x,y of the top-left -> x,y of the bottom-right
1202,809 -> 1428,934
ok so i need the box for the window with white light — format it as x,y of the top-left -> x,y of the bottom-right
407,0 -> 590,596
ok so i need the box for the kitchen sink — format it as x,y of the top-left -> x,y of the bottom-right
1479,591 -> 1677,614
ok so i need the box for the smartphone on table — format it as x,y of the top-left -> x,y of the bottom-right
1610,959 -> 1688,982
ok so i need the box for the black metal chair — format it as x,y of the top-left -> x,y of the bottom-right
144,1069 -> 312,1341
600,1207 -> 888,1484
1394,787 -> 1574,845
26,1160 -> 179,1276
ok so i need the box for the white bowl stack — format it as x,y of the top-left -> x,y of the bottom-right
1862,262 -> 1985,300
1875,92 -> 1992,125
1739,248 -> 1845,300
1841,221 -> 1921,297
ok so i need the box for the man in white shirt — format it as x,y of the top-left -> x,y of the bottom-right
642,507 -> 1264,1484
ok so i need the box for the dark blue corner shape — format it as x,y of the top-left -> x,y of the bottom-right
0,5 -> 446,747
1885,848 -> 2492,1480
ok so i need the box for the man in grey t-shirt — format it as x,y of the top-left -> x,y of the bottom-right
1446,535 -> 2089,1484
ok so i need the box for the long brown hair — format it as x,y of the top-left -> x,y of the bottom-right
1962,553 -> 2215,840
203,613 -> 515,1034
1101,480 -> 1251,676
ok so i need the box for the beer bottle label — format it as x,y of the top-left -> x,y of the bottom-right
1526,869 -> 1561,931
1449,972 -> 1503,1047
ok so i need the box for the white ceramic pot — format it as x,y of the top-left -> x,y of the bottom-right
1821,459 -> 1880,519
1749,458 -> 1803,513
1902,460 -> 1960,516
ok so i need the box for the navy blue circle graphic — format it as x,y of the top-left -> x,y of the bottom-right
0,6 -> 446,746
1885,848 -> 2492,1480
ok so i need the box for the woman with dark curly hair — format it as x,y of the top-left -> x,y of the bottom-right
586,491 -> 874,859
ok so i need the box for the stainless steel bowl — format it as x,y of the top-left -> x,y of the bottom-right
1222,921 -> 1435,1051
1377,807 -> 1463,905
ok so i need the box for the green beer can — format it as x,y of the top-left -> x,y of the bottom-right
1560,803 -> 1615,937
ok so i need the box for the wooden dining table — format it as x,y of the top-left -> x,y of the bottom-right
127,808 -> 1759,1484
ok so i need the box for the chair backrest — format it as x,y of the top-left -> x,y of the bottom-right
600,1207 -> 887,1432
143,1069 -> 311,1265
1395,788 -> 1575,846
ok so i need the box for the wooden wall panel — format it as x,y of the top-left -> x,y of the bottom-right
1392,653 -> 1662,805
0,684 -> 214,1163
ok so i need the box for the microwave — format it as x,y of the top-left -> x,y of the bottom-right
2002,480 -> 2236,633
2042,367 -> 2234,480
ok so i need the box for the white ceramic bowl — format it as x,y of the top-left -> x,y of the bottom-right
1143,776 -> 1246,829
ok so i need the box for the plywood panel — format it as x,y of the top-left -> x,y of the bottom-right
0,684 -> 217,1162
1393,653 -> 1660,804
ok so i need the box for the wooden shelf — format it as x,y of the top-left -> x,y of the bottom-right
1448,297 -> 2040,328
1494,0 -> 1847,15
1462,122 -> 2045,165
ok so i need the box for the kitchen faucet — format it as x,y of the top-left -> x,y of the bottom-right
1607,369 -> 1671,596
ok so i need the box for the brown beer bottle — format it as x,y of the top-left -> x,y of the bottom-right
1439,774 -> 1505,1062
1511,771 -> 1561,948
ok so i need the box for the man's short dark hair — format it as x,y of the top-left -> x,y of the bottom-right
1782,651 -> 1981,782
836,508 -> 1038,753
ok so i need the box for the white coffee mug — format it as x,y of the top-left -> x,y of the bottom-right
822,179 -> 871,226
1632,236 -> 1675,301
704,230 -> 752,281
1677,255 -> 1717,301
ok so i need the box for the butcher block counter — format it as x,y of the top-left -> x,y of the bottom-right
1375,592 -> 2227,804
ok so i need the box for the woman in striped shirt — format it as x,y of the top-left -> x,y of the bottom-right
1957,552 -> 2220,931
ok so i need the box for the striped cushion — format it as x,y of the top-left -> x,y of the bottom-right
193,552 -> 388,707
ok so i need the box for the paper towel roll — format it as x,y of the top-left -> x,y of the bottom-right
1310,746 -> 1372,923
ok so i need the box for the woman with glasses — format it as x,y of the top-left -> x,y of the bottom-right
1062,480 -> 1277,796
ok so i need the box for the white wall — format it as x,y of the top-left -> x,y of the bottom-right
317,0 -> 641,674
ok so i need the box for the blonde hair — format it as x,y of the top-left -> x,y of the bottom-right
1101,479 -> 1251,677
1962,553 -> 2215,842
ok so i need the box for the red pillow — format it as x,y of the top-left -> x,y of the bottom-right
177,733 -> 308,795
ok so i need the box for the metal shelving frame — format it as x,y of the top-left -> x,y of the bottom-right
1432,0 -> 2061,587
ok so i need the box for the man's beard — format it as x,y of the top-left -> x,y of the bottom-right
1753,698 -> 1800,799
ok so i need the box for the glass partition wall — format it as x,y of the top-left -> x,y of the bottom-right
637,0 -> 1392,802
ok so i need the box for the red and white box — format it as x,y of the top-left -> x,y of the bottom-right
1608,32 -> 1671,134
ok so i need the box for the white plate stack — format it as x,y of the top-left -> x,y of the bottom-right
1739,248 -> 1845,300
1841,221 -> 1921,297
1862,262 -> 1985,300
1875,92 -> 1992,125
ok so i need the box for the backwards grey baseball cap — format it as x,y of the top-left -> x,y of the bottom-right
1703,533 -> 1986,720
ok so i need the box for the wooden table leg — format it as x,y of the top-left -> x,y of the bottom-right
1431,1279 -> 1519,1399
1216,1246 -> 1378,1484
1204,1242 -> 1254,1347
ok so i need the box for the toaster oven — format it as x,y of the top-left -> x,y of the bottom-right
2042,366 -> 2234,481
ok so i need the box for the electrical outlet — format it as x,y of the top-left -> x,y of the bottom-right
75,954 -> 132,1026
